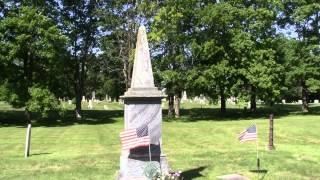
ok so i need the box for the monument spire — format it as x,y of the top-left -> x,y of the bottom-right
131,26 -> 154,88
122,25 -> 164,98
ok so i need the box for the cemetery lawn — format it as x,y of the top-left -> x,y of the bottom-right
0,101 -> 320,179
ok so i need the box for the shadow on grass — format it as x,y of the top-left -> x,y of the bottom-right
1,104 -> 320,127
163,104 -> 320,122
250,169 -> 268,180
180,166 -> 207,180
31,152 -> 52,156
0,109 -> 122,127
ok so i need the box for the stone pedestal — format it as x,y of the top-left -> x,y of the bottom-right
119,97 -> 168,178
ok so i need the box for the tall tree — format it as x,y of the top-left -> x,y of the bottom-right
189,1 -> 238,113
100,0 -> 160,100
151,0 -> 194,117
59,0 -> 104,118
0,6 -> 67,121
101,0 -> 139,91
278,0 -> 320,112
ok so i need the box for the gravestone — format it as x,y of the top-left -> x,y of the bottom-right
227,97 -> 236,105
315,99 -> 319,104
82,96 -> 86,102
181,91 -> 187,102
68,100 -> 72,105
92,91 -> 95,100
282,99 -> 286,104
118,99 -> 124,104
88,100 -> 93,109
247,102 -> 251,109
298,100 -> 302,104
118,26 -> 168,179
24,124 -> 32,158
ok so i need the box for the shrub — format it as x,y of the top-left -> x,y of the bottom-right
26,86 -> 61,118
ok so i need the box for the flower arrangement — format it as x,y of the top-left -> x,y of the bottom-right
153,170 -> 183,180
143,162 -> 184,180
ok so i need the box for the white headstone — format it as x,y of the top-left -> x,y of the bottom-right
194,96 -> 200,103
181,91 -> 188,102
298,100 -> 303,104
82,96 -> 86,102
68,100 -> 72,105
247,102 -> 251,109
92,91 -> 95,100
88,100 -> 93,109
118,99 -> 124,104
314,99 -> 319,104
282,99 -> 286,104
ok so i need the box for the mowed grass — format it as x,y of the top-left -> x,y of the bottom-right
0,101 -> 320,179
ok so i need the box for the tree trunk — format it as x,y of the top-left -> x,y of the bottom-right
174,93 -> 181,118
220,85 -> 226,113
168,95 -> 174,117
75,62 -> 82,119
74,52 -> 82,119
123,57 -> 130,90
302,82 -> 309,112
250,85 -> 257,112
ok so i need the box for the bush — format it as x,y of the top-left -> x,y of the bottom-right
26,86 -> 61,118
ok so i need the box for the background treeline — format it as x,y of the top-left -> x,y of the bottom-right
0,0 -> 319,119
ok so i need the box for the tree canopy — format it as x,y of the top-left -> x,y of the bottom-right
0,0 -> 319,120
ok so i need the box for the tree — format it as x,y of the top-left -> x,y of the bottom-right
98,0 -> 161,104
188,2 -> 239,113
0,6 -> 67,122
151,0 -> 194,117
59,0 -> 105,118
278,0 -> 320,112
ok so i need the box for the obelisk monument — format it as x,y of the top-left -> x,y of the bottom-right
119,26 -> 168,179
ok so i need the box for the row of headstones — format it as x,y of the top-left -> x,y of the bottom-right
60,91 -> 320,109
58,93 -> 120,110
181,91 -> 209,104
282,99 -> 319,104
181,91 -> 320,105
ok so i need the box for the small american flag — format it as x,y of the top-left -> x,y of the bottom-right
120,125 -> 150,150
239,124 -> 257,143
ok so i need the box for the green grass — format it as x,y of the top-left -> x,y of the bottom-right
0,101 -> 320,179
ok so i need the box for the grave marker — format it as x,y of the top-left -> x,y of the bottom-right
24,124 -> 31,158
268,114 -> 275,150
118,26 -> 168,179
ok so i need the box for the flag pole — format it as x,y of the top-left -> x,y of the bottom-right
256,124 -> 260,171
148,143 -> 151,162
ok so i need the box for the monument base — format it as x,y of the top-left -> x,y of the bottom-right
118,154 -> 169,179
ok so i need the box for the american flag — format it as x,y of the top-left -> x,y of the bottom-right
120,125 -> 150,150
239,124 -> 257,143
